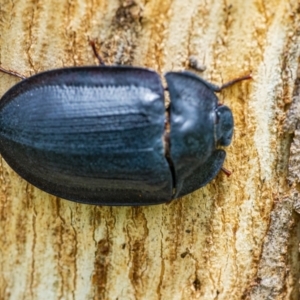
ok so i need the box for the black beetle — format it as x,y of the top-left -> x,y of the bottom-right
0,49 -> 250,205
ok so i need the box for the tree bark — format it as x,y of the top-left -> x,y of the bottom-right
0,0 -> 300,299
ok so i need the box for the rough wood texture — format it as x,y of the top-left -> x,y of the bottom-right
0,0 -> 300,299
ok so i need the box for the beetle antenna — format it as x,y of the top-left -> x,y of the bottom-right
89,40 -> 105,66
0,66 -> 27,80
217,74 -> 252,92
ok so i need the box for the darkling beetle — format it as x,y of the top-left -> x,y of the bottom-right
0,42 -> 250,205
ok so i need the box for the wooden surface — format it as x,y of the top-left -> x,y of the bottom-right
0,0 -> 300,299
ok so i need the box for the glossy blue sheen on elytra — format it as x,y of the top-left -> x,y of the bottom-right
0,66 -> 233,205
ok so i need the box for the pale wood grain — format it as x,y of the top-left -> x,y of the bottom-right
0,0 -> 299,299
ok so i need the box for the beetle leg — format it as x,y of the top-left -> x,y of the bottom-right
0,66 -> 27,80
221,166 -> 232,176
89,40 -> 105,66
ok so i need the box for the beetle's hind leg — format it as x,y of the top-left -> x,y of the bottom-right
0,66 -> 27,80
89,40 -> 105,66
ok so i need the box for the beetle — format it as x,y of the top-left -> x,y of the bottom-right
0,46 -> 250,205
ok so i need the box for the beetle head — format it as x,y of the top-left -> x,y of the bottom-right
215,105 -> 234,146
